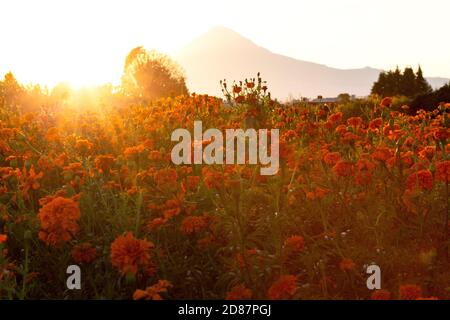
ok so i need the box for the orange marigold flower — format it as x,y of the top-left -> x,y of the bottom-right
406,170 -> 433,191
332,161 -> 354,177
435,160 -> 450,183
154,168 -> 178,189
17,166 -> 44,200
347,117 -> 363,127
180,216 -> 208,235
328,112 -> 343,123
110,232 -> 154,275
71,243 -> 97,264
371,289 -> 391,300
399,284 -> 422,300
339,258 -> 355,271
371,146 -> 393,162
380,97 -> 393,108
368,118 -> 383,131
283,235 -> 305,254
433,128 -> 449,141
267,275 -> 297,300
323,152 -> 341,167
186,175 -> 200,190
94,154 -> 115,173
147,217 -> 167,231
124,144 -> 146,159
75,139 -> 93,154
133,280 -> 172,300
45,127 -> 60,142
418,146 -> 435,160
38,197 -> 80,246
0,234 -> 7,244
162,198 -> 181,219
226,284 -> 253,300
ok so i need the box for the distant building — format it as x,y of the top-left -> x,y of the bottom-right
310,97 -> 340,104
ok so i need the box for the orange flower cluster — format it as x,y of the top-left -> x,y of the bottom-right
110,232 -> 154,275
133,280 -> 172,300
180,216 -> 208,235
38,197 -> 80,246
267,275 -> 297,299
399,284 -> 422,300
226,284 -> 253,300
71,243 -> 97,264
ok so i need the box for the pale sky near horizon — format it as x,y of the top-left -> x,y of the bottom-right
1,0 -> 449,88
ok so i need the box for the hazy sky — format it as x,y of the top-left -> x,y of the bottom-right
1,0 -> 449,87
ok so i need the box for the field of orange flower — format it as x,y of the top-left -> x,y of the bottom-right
0,77 -> 449,300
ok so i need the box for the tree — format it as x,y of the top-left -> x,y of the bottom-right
121,47 -> 188,102
400,67 -> 417,97
338,93 -> 351,103
0,72 -> 23,107
371,65 -> 433,98
411,82 -> 450,112
415,66 -> 432,95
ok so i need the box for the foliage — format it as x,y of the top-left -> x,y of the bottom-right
371,66 -> 432,98
0,74 -> 449,300
121,47 -> 188,103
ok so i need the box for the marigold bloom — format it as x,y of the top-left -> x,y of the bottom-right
133,280 -> 172,300
339,258 -> 355,271
267,275 -> 297,299
371,289 -> 391,300
38,197 -> 80,246
433,128 -> 449,141
94,154 -> 115,173
332,161 -> 354,177
180,216 -> 208,235
406,170 -> 433,191
371,146 -> 392,162
323,152 -> 341,167
418,146 -> 435,160
399,284 -> 422,300
110,232 -> 154,275
0,234 -> 7,244
328,112 -> 343,123
45,127 -> 60,142
17,166 -> 44,200
75,139 -> 93,154
380,97 -> 393,108
347,117 -> 363,127
186,175 -> 200,190
147,217 -> 167,231
154,168 -> 178,189
226,284 -> 253,300
162,198 -> 181,219
71,243 -> 97,264
435,160 -> 450,183
368,118 -> 383,131
124,144 -> 146,159
283,235 -> 305,254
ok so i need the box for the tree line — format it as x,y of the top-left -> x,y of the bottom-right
371,66 -> 432,98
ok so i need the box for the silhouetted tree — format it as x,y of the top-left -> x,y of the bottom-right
0,72 -> 23,107
400,67 -> 417,97
415,66 -> 432,95
371,66 -> 433,98
410,82 -> 450,112
121,47 -> 188,102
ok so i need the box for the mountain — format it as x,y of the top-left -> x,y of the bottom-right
175,26 -> 449,100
